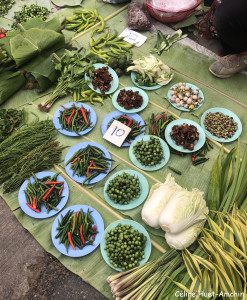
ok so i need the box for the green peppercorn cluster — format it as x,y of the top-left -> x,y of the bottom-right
106,172 -> 141,205
0,108 -> 23,143
204,112 -> 238,139
0,0 -> 15,17
133,136 -> 164,166
105,224 -> 147,270
12,4 -> 48,28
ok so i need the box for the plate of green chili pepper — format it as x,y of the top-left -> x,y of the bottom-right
100,219 -> 151,271
53,102 -> 97,137
51,205 -> 104,257
200,107 -> 242,143
129,135 -> 170,171
85,63 -> 119,95
101,110 -> 146,147
18,172 -> 69,219
131,72 -> 162,90
64,142 -> 112,185
104,170 -> 149,210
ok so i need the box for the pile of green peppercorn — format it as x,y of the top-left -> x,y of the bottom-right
133,136 -> 164,166
12,4 -> 48,27
105,223 -> 147,270
106,172 -> 141,205
204,112 -> 238,139
0,0 -> 15,17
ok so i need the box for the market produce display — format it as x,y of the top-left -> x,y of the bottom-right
56,103 -> 95,136
101,220 -> 151,271
102,112 -> 146,146
112,87 -> 149,113
65,8 -> 104,33
18,172 -> 69,218
65,142 -> 112,184
105,172 -> 141,205
52,205 -> 104,257
0,108 -> 25,143
12,4 -> 49,28
127,55 -> 173,87
104,170 -> 149,210
0,2 -> 247,300
168,82 -> 204,111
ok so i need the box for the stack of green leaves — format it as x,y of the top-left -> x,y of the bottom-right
0,120 -> 65,193
39,50 -> 102,112
106,172 -> 141,205
55,208 -> 98,253
65,145 -> 111,184
107,115 -> 146,144
0,108 -> 25,143
133,136 -> 164,166
59,104 -> 92,134
104,223 -> 147,270
24,173 -> 64,213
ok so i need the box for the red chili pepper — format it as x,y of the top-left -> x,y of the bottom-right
80,224 -> 85,244
192,152 -> 195,162
45,181 -> 64,185
91,234 -> 95,240
78,121 -> 83,126
26,203 -> 40,213
75,211 -> 80,231
33,196 -> 37,209
92,161 -> 97,167
67,108 -> 75,125
152,122 -> 156,135
87,161 -> 94,176
120,115 -> 132,127
64,116 -> 69,124
80,107 -> 88,124
61,105 -> 66,110
93,225 -> 97,231
0,33 -> 6,39
154,114 -> 162,122
71,153 -> 87,164
164,115 -> 167,121
68,232 -> 76,250
43,183 -> 56,200
58,185 -> 64,196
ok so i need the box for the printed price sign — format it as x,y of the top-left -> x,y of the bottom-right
103,120 -> 131,147
119,28 -> 147,47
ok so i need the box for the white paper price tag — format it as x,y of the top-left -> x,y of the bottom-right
119,28 -> 147,47
103,120 -> 131,147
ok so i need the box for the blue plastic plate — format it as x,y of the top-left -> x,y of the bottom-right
101,110 -> 146,147
51,205 -> 104,257
85,63 -> 119,94
100,219 -> 151,271
64,142 -> 112,185
168,83 -> 204,112
112,87 -> 149,113
201,107 -> 242,143
18,172 -> 69,219
131,72 -> 162,90
104,170 -> 149,210
129,135 -> 170,171
53,102 -> 97,137
165,119 -> 206,153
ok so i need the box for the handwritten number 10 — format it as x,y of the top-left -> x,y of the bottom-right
111,126 -> 125,137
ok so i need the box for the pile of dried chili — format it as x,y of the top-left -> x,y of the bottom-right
55,208 -> 98,253
90,66 -> 113,94
170,123 -> 199,150
24,173 -> 64,213
117,89 -> 143,110
65,145 -> 112,184
59,104 -> 92,134
107,114 -> 146,144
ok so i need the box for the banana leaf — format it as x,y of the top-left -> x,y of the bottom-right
10,28 -> 65,67
52,0 -> 82,7
0,71 -> 26,105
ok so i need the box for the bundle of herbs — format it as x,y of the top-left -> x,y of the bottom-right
0,108 -> 25,143
38,50 -> 102,112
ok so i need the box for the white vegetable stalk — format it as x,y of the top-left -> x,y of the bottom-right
159,189 -> 209,234
141,174 -> 182,228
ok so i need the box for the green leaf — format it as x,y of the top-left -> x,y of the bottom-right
10,28 -> 65,67
52,0 -> 82,7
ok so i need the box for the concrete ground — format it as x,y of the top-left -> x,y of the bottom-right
0,13 -> 240,300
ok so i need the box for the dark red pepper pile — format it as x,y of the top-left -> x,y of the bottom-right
91,66 -> 113,94
170,123 -> 199,150
117,89 -> 143,110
